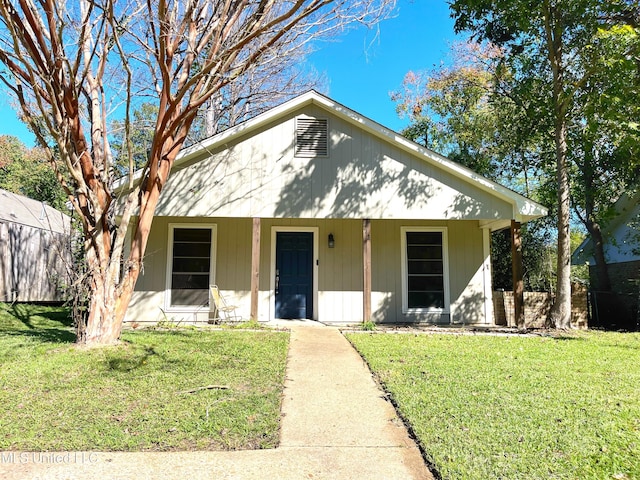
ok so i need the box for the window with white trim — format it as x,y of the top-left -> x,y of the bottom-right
167,225 -> 216,308
401,227 -> 449,312
295,117 -> 328,157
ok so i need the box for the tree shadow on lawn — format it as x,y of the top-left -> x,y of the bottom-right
1,303 -> 75,343
536,331 -> 586,341
549,335 -> 585,341
106,344 -> 162,372
2,326 -> 76,344
36,307 -> 74,327
6,303 -> 36,329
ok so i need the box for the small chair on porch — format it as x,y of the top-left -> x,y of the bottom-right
209,285 -> 241,323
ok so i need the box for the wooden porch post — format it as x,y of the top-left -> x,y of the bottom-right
511,220 -> 524,328
250,217 -> 261,321
363,219 -> 372,323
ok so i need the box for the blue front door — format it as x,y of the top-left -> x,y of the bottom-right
275,232 -> 314,319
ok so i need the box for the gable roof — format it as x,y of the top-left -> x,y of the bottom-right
0,188 -> 71,234
117,90 -> 547,229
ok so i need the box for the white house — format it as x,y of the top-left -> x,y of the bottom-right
121,91 -> 547,326
573,192 -> 640,269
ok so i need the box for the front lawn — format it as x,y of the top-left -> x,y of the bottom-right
0,303 -> 289,451
347,330 -> 640,480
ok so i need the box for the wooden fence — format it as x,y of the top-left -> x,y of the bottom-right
0,221 -> 73,303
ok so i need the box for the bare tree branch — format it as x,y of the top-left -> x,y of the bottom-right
0,0 -> 396,344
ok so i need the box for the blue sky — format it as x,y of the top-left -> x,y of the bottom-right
309,0 -> 458,132
0,0 -> 460,147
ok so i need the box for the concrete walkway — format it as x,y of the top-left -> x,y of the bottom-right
0,324 -> 433,480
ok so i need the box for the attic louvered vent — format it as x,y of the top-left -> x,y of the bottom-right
295,117 -> 329,157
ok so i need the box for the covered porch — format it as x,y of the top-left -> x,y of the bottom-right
125,215 -> 527,327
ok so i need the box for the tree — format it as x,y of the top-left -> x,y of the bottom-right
391,41 -> 544,189
0,0 -> 395,345
110,103 -> 159,176
570,23 -> 640,292
449,0 -> 640,328
391,41 -> 555,293
188,35 -> 327,142
0,135 -> 66,209
111,39 -> 325,170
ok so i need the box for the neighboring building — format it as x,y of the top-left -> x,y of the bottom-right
0,188 -> 73,303
119,91 -> 547,326
573,192 -> 640,330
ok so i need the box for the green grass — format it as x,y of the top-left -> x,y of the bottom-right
347,331 -> 640,480
0,303 -> 289,451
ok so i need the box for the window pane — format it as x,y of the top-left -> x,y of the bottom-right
408,291 -> 444,309
407,245 -> 442,260
408,260 -> 443,275
173,242 -> 211,257
407,231 -> 441,245
171,273 -> 210,289
406,230 -> 445,310
174,229 -> 211,242
170,228 -> 212,307
408,275 -> 444,292
171,288 -> 209,306
172,258 -> 211,273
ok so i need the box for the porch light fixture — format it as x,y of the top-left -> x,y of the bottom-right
328,233 -> 335,248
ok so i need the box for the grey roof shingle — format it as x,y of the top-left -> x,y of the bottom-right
0,188 -> 71,234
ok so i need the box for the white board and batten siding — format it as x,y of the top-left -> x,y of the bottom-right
154,104 -> 517,222
122,92 -> 545,325
127,217 -> 493,325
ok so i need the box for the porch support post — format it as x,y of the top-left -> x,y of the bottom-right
363,219 -> 372,323
511,220 -> 524,328
250,217 -> 261,321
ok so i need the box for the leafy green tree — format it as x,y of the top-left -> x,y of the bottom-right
569,24 -> 640,292
0,135 -> 66,210
449,0 -> 640,328
110,103 -> 158,176
391,42 -> 555,292
392,42 -> 505,178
